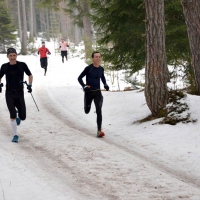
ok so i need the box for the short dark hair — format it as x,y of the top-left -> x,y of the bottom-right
91,51 -> 101,58
42,41 -> 45,44
7,48 -> 17,55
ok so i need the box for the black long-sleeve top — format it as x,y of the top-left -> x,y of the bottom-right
0,61 -> 32,90
78,64 -> 107,90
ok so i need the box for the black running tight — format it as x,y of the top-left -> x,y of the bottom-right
5,90 -> 26,120
84,90 -> 103,130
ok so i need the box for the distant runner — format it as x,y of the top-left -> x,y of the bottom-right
59,38 -> 69,63
78,51 -> 109,138
38,41 -> 51,76
0,48 -> 33,143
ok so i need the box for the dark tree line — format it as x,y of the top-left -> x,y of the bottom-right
2,0 -> 200,116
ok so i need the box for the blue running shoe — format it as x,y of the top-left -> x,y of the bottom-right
16,110 -> 21,125
16,117 -> 21,126
12,135 -> 19,143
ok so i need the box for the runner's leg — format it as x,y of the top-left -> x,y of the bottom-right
15,91 -> 26,121
5,91 -> 17,119
61,51 -> 64,62
84,92 -> 93,114
40,58 -> 44,68
6,91 -> 18,136
44,57 -> 48,75
94,91 -> 103,130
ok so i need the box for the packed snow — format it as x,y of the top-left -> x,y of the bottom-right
0,41 -> 200,199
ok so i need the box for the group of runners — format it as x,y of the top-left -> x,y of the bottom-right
38,38 -> 69,76
0,39 -> 109,143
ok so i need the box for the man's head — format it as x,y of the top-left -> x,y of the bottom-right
7,48 -> 17,65
92,51 -> 102,67
7,48 -> 17,55
61,38 -> 64,42
42,41 -> 45,46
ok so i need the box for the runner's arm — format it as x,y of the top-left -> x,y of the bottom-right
46,48 -> 51,55
100,68 -> 107,85
0,68 -> 4,92
23,63 -> 32,85
78,68 -> 87,88
0,65 -> 5,80
28,75 -> 33,85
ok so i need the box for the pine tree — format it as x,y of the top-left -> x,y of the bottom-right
144,0 -> 168,116
91,0 -> 145,73
180,0 -> 200,94
39,0 -> 93,61
0,0 -> 16,52
62,0 -> 93,61
165,1 -> 194,92
90,0 -> 190,77
165,0 -> 190,65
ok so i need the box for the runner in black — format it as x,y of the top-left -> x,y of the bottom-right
78,51 -> 109,137
0,48 -> 33,143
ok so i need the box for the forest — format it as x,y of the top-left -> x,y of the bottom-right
1,0 -> 200,118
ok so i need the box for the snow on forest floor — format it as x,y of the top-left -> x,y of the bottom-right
0,54 -> 200,199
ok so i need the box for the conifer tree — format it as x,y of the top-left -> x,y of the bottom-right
181,0 -> 200,94
91,0 -> 145,73
39,0 -> 93,61
144,0 -> 168,116
0,0 -> 16,52
165,0 -> 190,65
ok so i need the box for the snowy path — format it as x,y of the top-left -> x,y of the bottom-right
0,55 -> 200,199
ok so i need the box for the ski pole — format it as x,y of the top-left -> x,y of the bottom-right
21,81 -> 39,112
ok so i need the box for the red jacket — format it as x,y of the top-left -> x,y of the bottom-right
38,46 -> 51,58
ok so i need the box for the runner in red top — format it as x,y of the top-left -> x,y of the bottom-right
38,41 -> 51,76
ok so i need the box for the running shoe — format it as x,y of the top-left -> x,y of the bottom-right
97,129 -> 105,138
12,135 -> 19,143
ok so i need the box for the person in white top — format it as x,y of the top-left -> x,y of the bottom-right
59,38 -> 69,63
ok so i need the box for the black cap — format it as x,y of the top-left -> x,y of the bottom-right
7,48 -> 17,55
42,41 -> 45,44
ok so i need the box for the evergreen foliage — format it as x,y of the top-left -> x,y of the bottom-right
0,0 -> 16,52
90,0 -> 192,81
165,0 -> 190,65
38,0 -> 85,27
91,0 -> 145,74
165,0 -> 194,90
63,0 -> 85,27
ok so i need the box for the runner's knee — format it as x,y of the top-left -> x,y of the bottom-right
84,106 -> 91,114
19,114 -> 26,120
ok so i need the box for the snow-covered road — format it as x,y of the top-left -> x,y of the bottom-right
0,55 -> 200,199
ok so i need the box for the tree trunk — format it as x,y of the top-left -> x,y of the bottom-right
40,10 -> 45,33
59,2 -> 68,39
21,0 -> 27,54
81,0 -> 93,61
45,9 -> 50,41
74,25 -> 80,45
5,0 -> 8,8
33,4 -> 37,37
29,0 -> 34,39
144,0 -> 168,116
17,0 -> 22,42
181,0 -> 200,94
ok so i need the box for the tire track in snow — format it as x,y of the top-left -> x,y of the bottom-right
0,97 -> 107,199
36,87 -> 200,191
0,111 -> 108,200
1,89 -> 200,199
